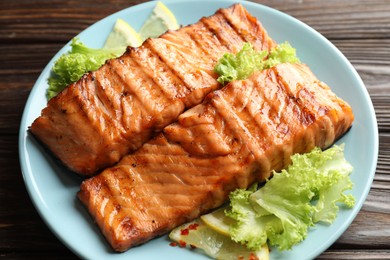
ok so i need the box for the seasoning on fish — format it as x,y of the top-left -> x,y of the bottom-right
78,63 -> 354,252
29,4 -> 276,176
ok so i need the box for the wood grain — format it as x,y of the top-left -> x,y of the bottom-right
1,0 -> 389,259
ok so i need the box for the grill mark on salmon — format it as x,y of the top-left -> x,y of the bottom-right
184,22 -> 230,64
78,63 -> 354,252
111,58 -> 167,115
219,4 -> 275,51
95,59 -> 155,148
93,71 -> 118,121
130,42 -> 188,100
29,4 -> 276,176
146,38 -> 215,98
273,64 -> 350,149
200,13 -> 246,53
205,70 -> 305,170
160,29 -> 214,73
110,54 -> 181,132
97,60 -> 144,133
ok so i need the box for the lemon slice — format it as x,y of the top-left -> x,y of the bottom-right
169,219 -> 269,260
200,206 -> 236,237
138,1 -> 180,41
103,18 -> 142,49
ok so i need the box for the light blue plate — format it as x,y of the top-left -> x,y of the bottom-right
19,0 -> 378,259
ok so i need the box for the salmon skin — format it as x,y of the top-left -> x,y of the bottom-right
29,4 -> 276,176
78,63 -> 354,252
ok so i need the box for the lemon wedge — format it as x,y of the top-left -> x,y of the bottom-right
169,219 -> 269,260
139,1 -> 180,41
103,18 -> 142,49
200,206 -> 235,237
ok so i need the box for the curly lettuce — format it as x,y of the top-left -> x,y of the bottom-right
213,43 -> 268,85
226,144 -> 355,251
47,38 -> 124,99
214,41 -> 300,85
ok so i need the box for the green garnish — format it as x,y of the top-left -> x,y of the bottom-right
214,42 -> 300,85
47,38 -> 124,99
226,144 -> 355,251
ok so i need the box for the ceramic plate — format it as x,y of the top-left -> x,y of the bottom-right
19,0 -> 378,259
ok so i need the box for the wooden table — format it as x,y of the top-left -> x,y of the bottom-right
1,0 -> 389,259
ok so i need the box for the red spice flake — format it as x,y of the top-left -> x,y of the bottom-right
190,244 -> 197,249
178,240 -> 187,247
180,228 -> 189,236
188,223 -> 199,230
249,252 -> 259,260
169,242 -> 178,247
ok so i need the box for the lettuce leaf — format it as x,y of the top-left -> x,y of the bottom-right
47,38 -> 124,99
263,42 -> 300,69
214,41 -> 300,85
213,43 -> 267,85
226,185 -> 283,250
226,144 -> 355,251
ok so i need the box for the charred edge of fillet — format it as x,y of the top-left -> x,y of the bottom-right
26,128 -> 85,178
77,178 -> 174,252
332,122 -> 353,144
272,65 -> 354,147
271,67 -> 320,126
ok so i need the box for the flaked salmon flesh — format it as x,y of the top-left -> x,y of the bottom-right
29,4 -> 276,176
78,63 -> 354,252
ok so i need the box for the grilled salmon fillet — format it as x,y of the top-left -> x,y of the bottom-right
78,63 -> 354,252
29,4 -> 276,176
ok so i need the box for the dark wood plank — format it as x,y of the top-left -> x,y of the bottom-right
335,210 -> 390,248
317,250 -> 390,259
0,0 -> 143,44
252,0 -> 390,40
0,44 -> 61,134
0,135 -> 77,258
373,96 -> 390,132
